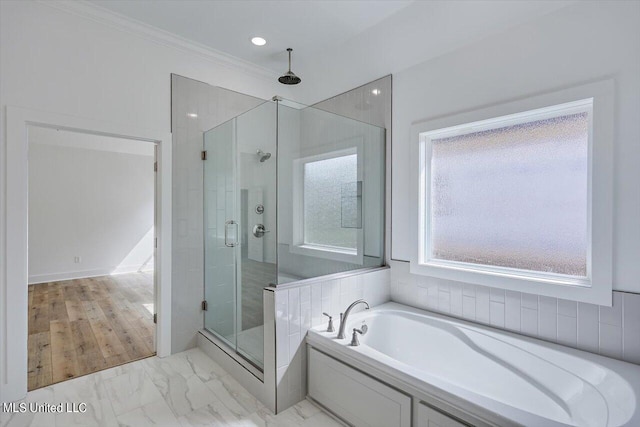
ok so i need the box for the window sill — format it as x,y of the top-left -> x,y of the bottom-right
409,259 -> 611,306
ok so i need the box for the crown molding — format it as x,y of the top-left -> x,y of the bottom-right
38,0 -> 280,82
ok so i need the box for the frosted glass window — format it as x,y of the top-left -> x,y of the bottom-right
304,154 -> 357,250
428,111 -> 589,277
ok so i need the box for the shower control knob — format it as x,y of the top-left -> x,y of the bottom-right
252,224 -> 270,238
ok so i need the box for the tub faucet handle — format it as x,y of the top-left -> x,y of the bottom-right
322,312 -> 335,333
350,328 -> 365,346
360,322 -> 368,335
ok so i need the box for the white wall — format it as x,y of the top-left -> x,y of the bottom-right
391,1 -> 640,293
28,130 -> 155,284
0,0 -> 287,395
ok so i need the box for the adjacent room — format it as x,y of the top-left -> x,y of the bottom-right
27,126 -> 156,390
1,1 -> 639,426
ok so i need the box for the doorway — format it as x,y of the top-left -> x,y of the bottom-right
27,126 -> 157,390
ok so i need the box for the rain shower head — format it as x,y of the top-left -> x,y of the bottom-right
278,48 -> 301,85
257,149 -> 272,162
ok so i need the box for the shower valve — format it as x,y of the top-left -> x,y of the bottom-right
252,224 -> 270,238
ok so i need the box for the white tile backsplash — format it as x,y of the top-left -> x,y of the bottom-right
557,314 -> 577,348
600,292 -> 623,326
623,293 -> 640,364
450,284 -> 463,316
600,323 -> 623,359
577,302 -> 600,353
521,293 -> 538,310
490,301 -> 505,328
521,307 -> 539,336
438,289 -> 451,313
390,260 -> 640,365
490,288 -> 505,303
462,295 -> 476,320
475,287 -> 491,324
538,296 -> 558,341
557,299 -> 577,318
505,291 -> 521,331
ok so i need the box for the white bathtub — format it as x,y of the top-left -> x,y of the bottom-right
306,302 -> 640,427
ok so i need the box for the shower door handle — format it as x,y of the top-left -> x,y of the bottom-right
224,220 -> 239,247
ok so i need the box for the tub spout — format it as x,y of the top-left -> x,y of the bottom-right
337,299 -> 370,339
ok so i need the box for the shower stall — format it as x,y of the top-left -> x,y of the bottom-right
202,95 -> 386,371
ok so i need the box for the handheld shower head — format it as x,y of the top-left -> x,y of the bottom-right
257,149 -> 272,162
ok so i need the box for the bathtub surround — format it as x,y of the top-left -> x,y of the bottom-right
390,260 -> 640,364
307,303 -> 640,426
274,267 -> 390,411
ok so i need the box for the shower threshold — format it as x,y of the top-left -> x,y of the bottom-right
202,325 -> 265,375
225,325 -> 264,370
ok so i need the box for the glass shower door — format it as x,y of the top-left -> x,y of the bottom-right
203,118 -> 238,350
203,101 -> 276,371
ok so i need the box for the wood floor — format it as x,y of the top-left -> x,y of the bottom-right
28,272 -> 155,390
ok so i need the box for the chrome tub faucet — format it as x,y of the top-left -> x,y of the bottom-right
337,299 -> 370,339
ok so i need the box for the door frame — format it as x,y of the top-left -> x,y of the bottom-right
2,106 -> 172,402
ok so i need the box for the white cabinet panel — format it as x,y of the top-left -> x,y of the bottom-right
308,347 -> 411,427
418,402 -> 468,427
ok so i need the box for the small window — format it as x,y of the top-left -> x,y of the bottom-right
303,153 -> 358,250
292,145 -> 363,264
410,81 -> 614,305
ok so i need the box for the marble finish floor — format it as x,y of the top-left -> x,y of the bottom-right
1,348 -> 341,427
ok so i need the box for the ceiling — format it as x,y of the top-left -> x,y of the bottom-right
88,0 -> 575,102
89,0 -> 413,72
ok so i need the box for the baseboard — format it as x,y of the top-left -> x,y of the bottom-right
28,266 -> 153,284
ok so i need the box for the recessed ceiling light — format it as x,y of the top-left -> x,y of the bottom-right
187,113 -> 198,118
371,89 -> 381,96
251,37 -> 267,46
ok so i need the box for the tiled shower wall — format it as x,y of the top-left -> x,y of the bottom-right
274,267 -> 391,411
171,75 -> 264,352
390,260 -> 640,364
